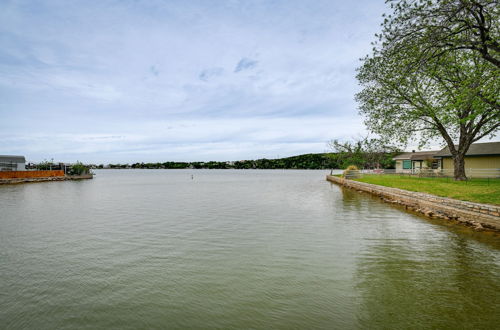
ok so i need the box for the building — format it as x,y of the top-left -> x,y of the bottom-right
434,142 -> 500,170
0,155 -> 26,171
393,151 -> 440,173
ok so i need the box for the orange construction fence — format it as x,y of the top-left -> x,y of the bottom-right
0,170 -> 65,179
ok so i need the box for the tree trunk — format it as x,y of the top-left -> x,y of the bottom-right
453,153 -> 467,181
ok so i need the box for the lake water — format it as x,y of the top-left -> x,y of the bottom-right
1,169 -> 499,329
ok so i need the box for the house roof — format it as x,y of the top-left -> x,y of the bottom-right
0,155 -> 26,163
393,151 -> 438,161
435,142 -> 500,157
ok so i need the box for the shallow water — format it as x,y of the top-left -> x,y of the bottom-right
1,169 -> 499,329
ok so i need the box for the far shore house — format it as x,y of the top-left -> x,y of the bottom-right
394,141 -> 500,173
0,155 -> 26,171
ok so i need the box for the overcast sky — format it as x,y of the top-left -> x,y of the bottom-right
0,0 -> 392,163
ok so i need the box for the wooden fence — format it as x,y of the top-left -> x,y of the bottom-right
0,170 -> 65,179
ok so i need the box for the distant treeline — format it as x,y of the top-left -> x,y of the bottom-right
98,152 -> 398,170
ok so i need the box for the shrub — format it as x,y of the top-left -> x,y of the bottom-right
36,159 -> 54,170
343,165 -> 360,178
68,162 -> 89,176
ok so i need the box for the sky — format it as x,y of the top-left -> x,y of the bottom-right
1,0 -> 391,163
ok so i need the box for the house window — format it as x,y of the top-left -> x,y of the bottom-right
403,160 -> 412,169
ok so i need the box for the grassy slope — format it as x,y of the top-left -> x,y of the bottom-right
354,175 -> 500,205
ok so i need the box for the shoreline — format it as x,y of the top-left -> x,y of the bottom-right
326,175 -> 500,232
0,174 -> 93,185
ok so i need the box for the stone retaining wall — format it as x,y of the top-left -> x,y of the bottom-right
326,175 -> 500,231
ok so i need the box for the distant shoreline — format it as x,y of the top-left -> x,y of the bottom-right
94,168 -> 341,171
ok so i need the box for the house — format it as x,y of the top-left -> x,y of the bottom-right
393,151 -> 440,173
0,155 -> 26,171
434,141 -> 500,170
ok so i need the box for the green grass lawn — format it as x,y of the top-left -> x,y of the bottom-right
354,175 -> 500,205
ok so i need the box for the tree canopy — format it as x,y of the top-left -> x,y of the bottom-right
356,0 -> 499,180
381,0 -> 500,68
328,137 -> 399,169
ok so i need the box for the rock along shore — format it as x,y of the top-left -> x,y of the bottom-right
0,174 -> 93,185
326,175 -> 500,232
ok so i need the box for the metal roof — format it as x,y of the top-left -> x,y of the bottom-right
393,151 -> 438,161
0,155 -> 26,163
434,142 -> 500,157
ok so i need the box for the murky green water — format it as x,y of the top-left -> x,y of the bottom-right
1,170 -> 499,329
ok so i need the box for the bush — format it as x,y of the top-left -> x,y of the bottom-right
68,162 -> 89,176
36,159 -> 54,170
343,165 -> 360,179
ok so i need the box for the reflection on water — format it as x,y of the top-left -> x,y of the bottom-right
355,236 -> 500,329
0,170 -> 498,329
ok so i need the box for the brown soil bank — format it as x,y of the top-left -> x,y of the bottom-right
326,175 -> 500,232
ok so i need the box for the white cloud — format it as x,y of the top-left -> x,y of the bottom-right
0,0 -> 387,162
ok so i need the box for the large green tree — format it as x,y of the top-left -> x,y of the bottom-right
356,0 -> 499,180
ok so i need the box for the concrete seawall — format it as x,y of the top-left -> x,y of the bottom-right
0,174 -> 93,185
326,175 -> 500,231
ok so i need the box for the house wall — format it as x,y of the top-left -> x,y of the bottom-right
442,156 -> 500,170
413,160 -> 423,169
396,160 -> 437,173
395,160 -> 403,172
0,162 -> 25,171
395,160 -> 415,173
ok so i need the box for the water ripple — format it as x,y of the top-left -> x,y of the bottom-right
0,170 -> 498,329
